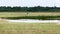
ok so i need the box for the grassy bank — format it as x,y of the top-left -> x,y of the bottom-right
2,16 -> 60,20
0,12 -> 60,20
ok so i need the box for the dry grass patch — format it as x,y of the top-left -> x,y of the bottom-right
0,22 -> 60,34
0,12 -> 60,17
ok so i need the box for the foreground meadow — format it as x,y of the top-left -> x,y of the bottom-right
0,20 -> 60,34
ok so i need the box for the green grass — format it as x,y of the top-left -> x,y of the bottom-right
2,16 -> 60,20
0,21 -> 60,34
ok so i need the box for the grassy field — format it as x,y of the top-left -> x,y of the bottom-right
0,12 -> 60,34
0,12 -> 60,20
0,21 -> 60,34
0,12 -> 60,17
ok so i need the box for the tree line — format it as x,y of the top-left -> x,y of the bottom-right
0,6 -> 60,12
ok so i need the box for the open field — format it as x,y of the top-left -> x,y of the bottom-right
0,12 -> 60,17
0,12 -> 60,34
0,20 -> 60,34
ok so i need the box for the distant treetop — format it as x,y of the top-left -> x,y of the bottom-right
0,6 -> 60,12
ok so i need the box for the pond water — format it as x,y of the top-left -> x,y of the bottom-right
5,19 -> 60,24
0,18 -> 60,24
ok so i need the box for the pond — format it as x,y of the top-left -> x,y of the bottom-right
0,18 -> 60,24
5,19 -> 60,24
